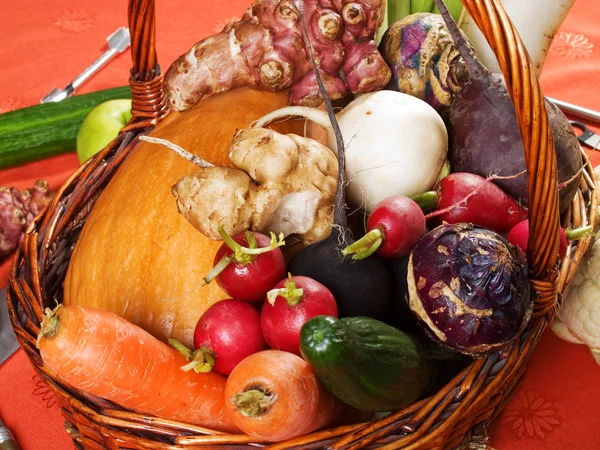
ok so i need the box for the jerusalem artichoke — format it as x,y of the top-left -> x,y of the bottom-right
164,0 -> 391,111
141,129 -> 337,245
0,180 -> 53,261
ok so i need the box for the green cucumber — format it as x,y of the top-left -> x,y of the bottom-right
300,315 -> 435,411
0,86 -> 130,169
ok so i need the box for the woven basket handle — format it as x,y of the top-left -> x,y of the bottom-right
126,0 -> 168,125
457,0 -> 560,311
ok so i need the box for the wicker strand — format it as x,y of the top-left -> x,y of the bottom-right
127,0 -> 158,81
126,75 -> 169,127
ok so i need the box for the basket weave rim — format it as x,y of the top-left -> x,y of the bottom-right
6,0 -> 599,448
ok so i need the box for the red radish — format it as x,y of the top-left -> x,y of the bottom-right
261,275 -> 338,355
204,226 -> 286,303
507,219 -> 569,260
170,299 -> 267,376
342,196 -> 426,260
412,172 -> 528,233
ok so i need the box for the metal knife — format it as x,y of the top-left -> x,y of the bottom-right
570,121 -> 600,150
548,97 -> 600,126
41,26 -> 130,103
0,288 -> 19,366
0,415 -> 19,450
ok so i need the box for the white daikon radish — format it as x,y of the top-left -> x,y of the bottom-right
460,0 -> 575,77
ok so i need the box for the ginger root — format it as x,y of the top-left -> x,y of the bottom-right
164,0 -> 391,111
142,129 -> 337,245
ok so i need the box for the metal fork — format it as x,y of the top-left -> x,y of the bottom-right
40,27 -> 130,103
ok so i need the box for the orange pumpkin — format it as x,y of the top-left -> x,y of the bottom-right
64,88 -> 307,347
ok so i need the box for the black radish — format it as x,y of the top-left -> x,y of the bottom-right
434,0 -> 582,212
286,3 -> 392,320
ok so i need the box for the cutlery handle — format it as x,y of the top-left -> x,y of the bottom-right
547,97 -> 600,125
0,425 -> 18,450
71,48 -> 119,90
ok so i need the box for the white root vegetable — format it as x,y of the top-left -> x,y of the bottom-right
140,130 -> 338,245
551,236 -> 600,365
253,90 -> 448,212
460,0 -> 575,77
550,164 -> 600,365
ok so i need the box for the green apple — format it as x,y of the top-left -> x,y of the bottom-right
76,99 -> 132,163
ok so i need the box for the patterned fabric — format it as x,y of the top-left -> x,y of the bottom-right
0,1 -> 599,449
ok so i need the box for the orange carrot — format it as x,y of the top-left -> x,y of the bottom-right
37,305 -> 239,433
225,350 -> 342,442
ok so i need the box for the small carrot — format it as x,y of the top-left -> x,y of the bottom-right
225,350 -> 342,442
37,305 -> 239,433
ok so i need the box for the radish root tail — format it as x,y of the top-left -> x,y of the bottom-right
139,136 -> 214,169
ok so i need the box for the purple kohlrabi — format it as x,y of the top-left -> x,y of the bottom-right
407,223 -> 532,356
379,12 -> 469,116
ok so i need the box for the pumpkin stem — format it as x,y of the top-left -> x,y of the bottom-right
139,136 -> 214,169
230,388 -> 277,418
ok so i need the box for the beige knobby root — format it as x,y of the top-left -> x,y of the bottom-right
140,129 -> 338,245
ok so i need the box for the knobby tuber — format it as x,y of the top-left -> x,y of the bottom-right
164,0 -> 391,111
140,129 -> 338,245
0,180 -> 53,261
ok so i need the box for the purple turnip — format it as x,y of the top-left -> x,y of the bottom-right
433,0 -> 582,213
407,222 -> 532,356
379,12 -> 469,117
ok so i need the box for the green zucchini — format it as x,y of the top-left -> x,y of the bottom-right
300,315 -> 435,411
0,86 -> 130,169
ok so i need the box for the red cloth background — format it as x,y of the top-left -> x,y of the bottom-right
1,1 -> 599,449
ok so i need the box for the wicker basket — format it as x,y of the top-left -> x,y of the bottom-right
6,0 -> 598,448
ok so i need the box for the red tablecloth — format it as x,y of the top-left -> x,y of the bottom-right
1,1 -> 600,449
